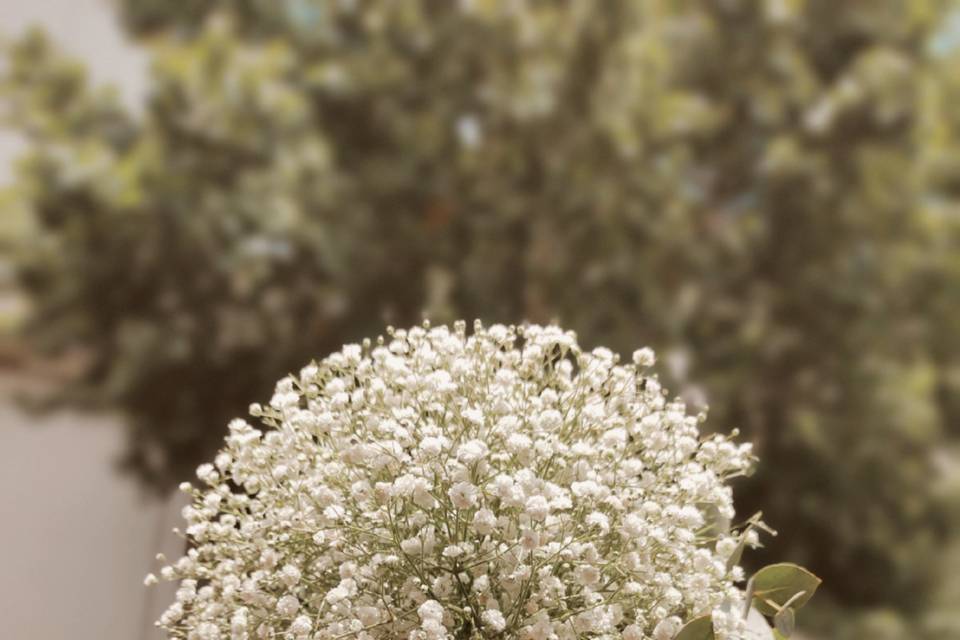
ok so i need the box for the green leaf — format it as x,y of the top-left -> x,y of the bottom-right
773,607 -> 795,638
751,563 -> 821,616
675,615 -> 715,640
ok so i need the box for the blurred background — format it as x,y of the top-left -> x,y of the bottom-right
1,1 -> 959,638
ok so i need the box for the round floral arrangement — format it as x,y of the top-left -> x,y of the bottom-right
148,321 -> 815,640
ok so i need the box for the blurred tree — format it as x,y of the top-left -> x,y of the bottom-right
920,38 -> 960,441
3,0 -> 958,623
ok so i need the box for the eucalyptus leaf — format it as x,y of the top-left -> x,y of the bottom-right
751,563 -> 821,616
675,615 -> 715,640
773,607 -> 796,638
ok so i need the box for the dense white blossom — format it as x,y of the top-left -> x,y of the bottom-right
151,321 -> 758,640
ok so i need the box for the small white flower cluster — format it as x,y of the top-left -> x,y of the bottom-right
150,321 -> 758,640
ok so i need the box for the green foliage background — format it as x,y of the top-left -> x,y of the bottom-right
3,0 -> 960,635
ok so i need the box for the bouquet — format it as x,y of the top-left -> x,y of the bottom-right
147,321 -> 817,640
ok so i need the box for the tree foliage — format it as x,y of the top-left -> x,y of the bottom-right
3,0 -> 959,619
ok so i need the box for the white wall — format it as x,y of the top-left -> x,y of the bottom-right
0,387 -> 184,639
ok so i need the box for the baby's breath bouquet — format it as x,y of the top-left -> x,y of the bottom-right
148,322 -> 817,640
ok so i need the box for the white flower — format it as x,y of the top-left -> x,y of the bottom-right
418,599 -> 445,623
276,595 -> 300,618
621,512 -> 647,538
632,347 -> 656,367
421,618 -> 447,640
289,615 -> 312,637
536,410 -> 562,431
194,621 -> 221,639
653,616 -> 682,640
462,408 -> 485,427
507,433 -> 532,454
524,495 -> 550,521
456,439 -> 489,464
520,528 -> 541,551
623,623 -> 645,640
481,609 -> 506,632
586,511 -> 610,533
472,508 -> 497,535
448,481 -> 479,509
280,564 -> 301,587
575,565 -> 601,586
231,608 -> 249,634
150,321 -> 761,640
400,536 -> 423,556
419,436 -> 446,457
